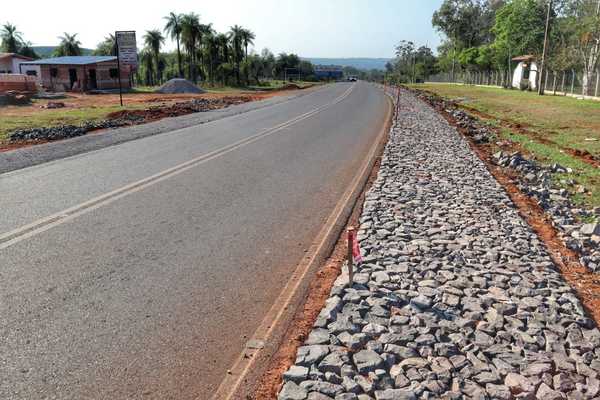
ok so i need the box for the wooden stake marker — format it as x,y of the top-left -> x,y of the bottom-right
347,227 -> 355,285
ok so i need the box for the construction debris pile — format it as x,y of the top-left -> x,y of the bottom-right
410,88 -> 600,274
106,96 -> 251,122
155,78 -> 206,94
8,96 -> 252,143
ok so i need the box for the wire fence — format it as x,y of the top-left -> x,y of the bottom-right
427,69 -> 600,98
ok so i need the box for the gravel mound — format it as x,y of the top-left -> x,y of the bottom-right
155,79 -> 205,94
278,89 -> 600,399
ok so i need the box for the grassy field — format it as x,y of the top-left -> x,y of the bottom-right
412,83 -> 600,208
0,104 -> 144,140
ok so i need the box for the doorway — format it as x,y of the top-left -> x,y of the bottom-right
69,68 -> 78,90
88,69 -> 97,90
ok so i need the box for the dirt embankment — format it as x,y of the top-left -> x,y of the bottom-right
105,96 -> 252,123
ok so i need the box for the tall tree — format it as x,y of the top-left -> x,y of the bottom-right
181,12 -> 201,82
55,33 -> 82,56
197,23 -> 214,81
215,32 -> 231,85
140,48 -> 155,86
18,41 -> 38,59
229,25 -> 244,85
565,0 -> 600,95
204,32 -> 218,84
143,29 -> 166,84
241,28 -> 256,60
164,12 -> 184,78
1,23 -> 23,53
93,34 -> 117,56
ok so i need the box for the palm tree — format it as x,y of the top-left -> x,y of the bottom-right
164,12 -> 183,77
241,28 -> 255,61
197,23 -> 214,81
93,34 -> 117,56
229,25 -> 244,85
240,28 -> 255,85
19,41 -> 38,59
140,48 -> 155,86
181,12 -> 201,82
1,23 -> 23,53
204,32 -> 219,84
55,33 -> 82,56
216,33 -> 231,85
143,30 -> 165,84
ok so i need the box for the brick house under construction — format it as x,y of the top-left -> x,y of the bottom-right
20,56 -> 132,92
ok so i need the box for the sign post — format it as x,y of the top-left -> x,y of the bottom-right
115,31 -> 138,107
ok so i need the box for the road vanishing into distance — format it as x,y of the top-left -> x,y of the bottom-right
0,82 -> 389,399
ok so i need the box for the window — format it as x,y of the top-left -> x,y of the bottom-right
26,70 -> 37,76
109,68 -> 119,78
50,68 -> 58,78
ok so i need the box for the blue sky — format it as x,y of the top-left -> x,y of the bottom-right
4,0 -> 444,58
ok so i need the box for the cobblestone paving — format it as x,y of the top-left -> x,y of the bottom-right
278,91 -> 600,400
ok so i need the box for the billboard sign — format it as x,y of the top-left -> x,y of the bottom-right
116,31 -> 137,68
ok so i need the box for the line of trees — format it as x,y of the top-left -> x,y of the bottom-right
91,12 -> 316,87
2,16 -> 320,88
429,0 -> 600,95
1,23 -> 86,59
384,0 -> 600,95
385,41 -> 438,84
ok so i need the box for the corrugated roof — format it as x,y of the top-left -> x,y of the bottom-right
21,56 -> 117,65
0,53 -> 34,61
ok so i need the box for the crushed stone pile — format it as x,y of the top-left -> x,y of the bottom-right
155,79 -> 205,94
410,88 -> 600,275
278,90 -> 600,400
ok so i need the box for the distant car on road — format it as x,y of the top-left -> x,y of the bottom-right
347,76 -> 358,82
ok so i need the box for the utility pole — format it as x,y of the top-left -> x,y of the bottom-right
538,0 -> 553,95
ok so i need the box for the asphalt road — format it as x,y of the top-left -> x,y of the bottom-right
0,82 -> 389,399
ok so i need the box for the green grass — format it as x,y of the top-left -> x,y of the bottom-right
0,104 -> 146,142
410,83 -> 600,208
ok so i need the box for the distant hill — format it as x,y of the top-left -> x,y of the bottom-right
305,58 -> 392,71
31,46 -> 93,58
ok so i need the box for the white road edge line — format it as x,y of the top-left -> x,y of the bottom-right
210,85 -> 393,400
0,84 -> 355,251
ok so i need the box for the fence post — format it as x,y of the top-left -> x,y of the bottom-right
595,69 -> 600,98
552,71 -> 557,95
561,71 -> 566,95
571,70 -> 575,95
545,69 -> 549,92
